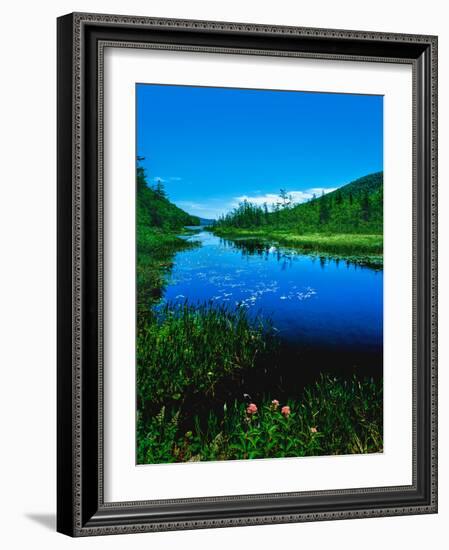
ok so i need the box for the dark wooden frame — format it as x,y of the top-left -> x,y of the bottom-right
57,12 -> 438,537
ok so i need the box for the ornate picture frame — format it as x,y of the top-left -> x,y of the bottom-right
57,12 -> 437,536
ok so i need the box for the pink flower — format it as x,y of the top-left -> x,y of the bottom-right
246,403 -> 258,415
310,426 -> 318,433
281,405 -> 291,417
271,399 -> 280,410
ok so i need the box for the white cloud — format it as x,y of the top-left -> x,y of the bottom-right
234,187 -> 336,208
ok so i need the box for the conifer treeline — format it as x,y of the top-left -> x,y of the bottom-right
215,172 -> 383,234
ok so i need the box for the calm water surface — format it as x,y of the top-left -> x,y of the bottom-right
161,230 -> 383,355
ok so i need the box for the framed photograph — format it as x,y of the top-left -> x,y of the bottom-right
57,12 -> 438,536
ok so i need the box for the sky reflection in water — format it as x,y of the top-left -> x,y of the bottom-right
161,231 -> 383,352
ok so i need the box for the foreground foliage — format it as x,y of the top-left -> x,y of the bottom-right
137,373 -> 383,463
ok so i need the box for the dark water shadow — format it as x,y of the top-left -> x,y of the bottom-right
176,341 -> 383,433
25,513 -> 56,531
240,343 -> 383,403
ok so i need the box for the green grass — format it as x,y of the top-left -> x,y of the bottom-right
212,227 -> 382,253
137,374 -> 383,463
211,227 -> 383,267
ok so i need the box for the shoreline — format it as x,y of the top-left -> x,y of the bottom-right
209,227 -> 383,268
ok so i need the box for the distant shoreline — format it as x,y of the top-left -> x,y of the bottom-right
209,226 -> 383,268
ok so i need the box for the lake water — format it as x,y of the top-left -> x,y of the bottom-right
161,230 -> 383,361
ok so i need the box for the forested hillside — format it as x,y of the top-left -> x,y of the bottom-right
137,161 -> 200,255
137,162 -> 199,231
215,172 -> 383,235
136,161 -> 200,310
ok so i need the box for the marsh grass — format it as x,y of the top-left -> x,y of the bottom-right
137,302 -> 277,422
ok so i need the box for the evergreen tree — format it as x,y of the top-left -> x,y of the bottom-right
335,189 -> 343,205
361,190 -> 370,221
155,178 -> 166,198
319,194 -> 330,224
279,189 -> 290,208
136,156 -> 148,192
263,202 -> 269,225
273,202 -> 281,228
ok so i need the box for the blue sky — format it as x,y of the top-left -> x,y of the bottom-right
136,84 -> 383,219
